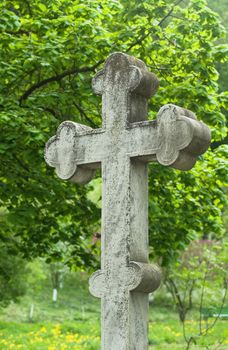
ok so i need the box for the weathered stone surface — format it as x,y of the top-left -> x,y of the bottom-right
89,262 -> 162,298
45,52 -> 211,350
45,122 -> 95,184
156,104 -> 211,170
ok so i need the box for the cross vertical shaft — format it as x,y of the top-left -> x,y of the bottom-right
128,161 -> 149,348
101,155 -> 149,349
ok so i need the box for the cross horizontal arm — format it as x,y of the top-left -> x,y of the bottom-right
45,121 -> 105,184
127,105 -> 211,170
126,120 -> 158,159
65,129 -> 105,167
45,103 -> 211,185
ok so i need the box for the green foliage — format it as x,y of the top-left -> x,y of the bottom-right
149,146 -> 228,265
0,242 -> 27,307
0,0 -> 227,267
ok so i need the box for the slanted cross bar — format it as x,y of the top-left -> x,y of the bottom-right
45,52 -> 211,350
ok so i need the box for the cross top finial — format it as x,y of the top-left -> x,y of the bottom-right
92,52 -> 159,126
92,52 -> 159,98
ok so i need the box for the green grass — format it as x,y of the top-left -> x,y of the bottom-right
0,272 -> 227,349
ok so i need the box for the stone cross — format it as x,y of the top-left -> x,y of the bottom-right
45,52 -> 211,349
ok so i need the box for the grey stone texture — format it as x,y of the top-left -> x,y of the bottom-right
45,52 -> 211,350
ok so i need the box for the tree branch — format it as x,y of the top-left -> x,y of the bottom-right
4,29 -> 32,36
203,278 -> 227,336
126,0 -> 185,52
166,278 -> 184,316
169,14 -> 186,21
73,102 -> 99,128
14,155 -> 30,174
150,57 -> 171,83
158,0 -> 186,27
42,107 -> 61,120
19,60 -> 104,105
199,269 -> 207,335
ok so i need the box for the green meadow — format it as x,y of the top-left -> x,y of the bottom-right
0,271 -> 227,349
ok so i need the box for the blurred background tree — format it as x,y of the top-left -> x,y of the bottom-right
208,0 -> 228,92
0,241 -> 27,307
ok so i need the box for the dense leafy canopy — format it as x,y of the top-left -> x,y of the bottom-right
0,0 -> 227,268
